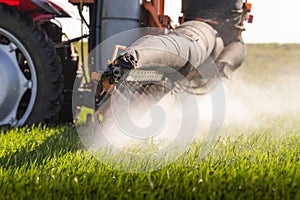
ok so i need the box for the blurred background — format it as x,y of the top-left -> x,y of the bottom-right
57,0 -> 300,43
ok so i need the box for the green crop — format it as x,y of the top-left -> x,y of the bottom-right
0,118 -> 299,199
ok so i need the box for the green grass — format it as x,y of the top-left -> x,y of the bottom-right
0,119 -> 299,199
73,41 -> 88,66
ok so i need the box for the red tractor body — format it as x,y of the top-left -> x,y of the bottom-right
0,0 -> 20,6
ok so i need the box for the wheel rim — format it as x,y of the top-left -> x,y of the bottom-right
0,28 -> 38,126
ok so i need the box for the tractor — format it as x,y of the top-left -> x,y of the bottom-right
0,0 -> 172,126
0,0 -> 252,127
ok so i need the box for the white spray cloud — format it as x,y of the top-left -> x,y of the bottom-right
223,74 -> 300,127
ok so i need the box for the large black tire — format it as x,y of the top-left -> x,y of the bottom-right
0,3 -> 63,126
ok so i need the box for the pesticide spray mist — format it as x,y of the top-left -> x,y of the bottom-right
77,67 -> 299,172
97,72 -> 300,148
223,74 -> 300,127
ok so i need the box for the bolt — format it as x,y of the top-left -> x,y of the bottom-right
23,80 -> 33,89
9,118 -> 19,126
9,42 -> 17,52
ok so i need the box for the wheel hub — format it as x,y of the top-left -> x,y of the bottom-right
0,28 -> 37,126
0,43 -> 28,125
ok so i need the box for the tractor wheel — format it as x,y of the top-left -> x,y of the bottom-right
0,3 -> 63,126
